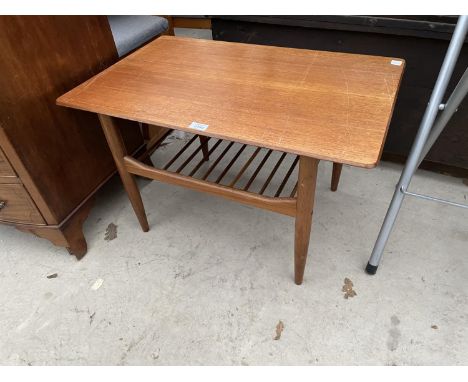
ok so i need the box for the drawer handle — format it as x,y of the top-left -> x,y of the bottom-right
0,201 -> 6,210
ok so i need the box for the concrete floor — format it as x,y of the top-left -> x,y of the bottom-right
1,29 -> 468,366
1,131 -> 467,365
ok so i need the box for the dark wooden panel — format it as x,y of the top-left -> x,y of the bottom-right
213,16 -> 464,41
0,16 -> 143,223
212,17 -> 468,176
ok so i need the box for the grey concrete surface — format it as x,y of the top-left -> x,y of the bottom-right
0,132 -> 467,365
1,28 -> 467,366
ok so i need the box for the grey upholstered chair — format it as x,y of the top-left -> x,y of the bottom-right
107,16 -> 169,57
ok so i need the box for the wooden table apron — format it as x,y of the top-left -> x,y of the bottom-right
57,36 -> 404,284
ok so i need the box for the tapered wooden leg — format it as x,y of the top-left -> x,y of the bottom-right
199,136 -> 210,161
98,114 -> 149,232
331,162 -> 343,192
141,122 -> 150,141
294,156 -> 319,285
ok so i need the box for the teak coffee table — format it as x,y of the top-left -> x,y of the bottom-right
58,36 -> 404,284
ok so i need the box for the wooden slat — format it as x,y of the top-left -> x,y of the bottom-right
275,156 -> 299,197
124,156 -> 297,217
290,182 -> 298,198
57,36 -> 405,168
215,144 -> 246,184
229,147 -> 261,188
189,139 -> 223,177
176,137 -> 211,173
243,149 -> 273,191
140,129 -> 173,161
163,134 -> 197,170
259,152 -> 287,195
201,141 -> 234,180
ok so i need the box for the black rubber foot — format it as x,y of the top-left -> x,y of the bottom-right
365,262 -> 378,275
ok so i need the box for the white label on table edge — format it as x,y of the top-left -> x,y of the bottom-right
390,60 -> 403,66
188,121 -> 209,131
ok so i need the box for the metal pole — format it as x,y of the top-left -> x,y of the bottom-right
403,190 -> 468,210
417,67 -> 468,167
366,15 -> 468,275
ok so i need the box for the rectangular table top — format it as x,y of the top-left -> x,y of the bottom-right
57,36 -> 405,167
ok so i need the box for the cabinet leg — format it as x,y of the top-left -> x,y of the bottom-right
61,201 -> 92,259
331,162 -> 342,192
294,156 -> 319,285
15,198 -> 93,259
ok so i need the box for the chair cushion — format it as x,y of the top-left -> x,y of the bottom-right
108,16 -> 168,57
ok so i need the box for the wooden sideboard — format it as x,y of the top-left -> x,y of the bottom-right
0,16 -> 145,258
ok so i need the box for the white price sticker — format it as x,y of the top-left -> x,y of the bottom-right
188,121 -> 209,131
390,60 -> 402,66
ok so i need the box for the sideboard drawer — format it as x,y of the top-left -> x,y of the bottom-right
0,147 -> 16,177
0,184 -> 45,224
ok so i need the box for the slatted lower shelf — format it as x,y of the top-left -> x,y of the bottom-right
125,131 -> 300,217
160,132 -> 299,197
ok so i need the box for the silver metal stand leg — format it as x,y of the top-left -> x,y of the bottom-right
418,67 -> 468,167
366,15 -> 468,275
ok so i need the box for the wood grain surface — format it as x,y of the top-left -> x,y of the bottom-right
0,16 -> 143,224
0,183 -> 45,224
58,36 -> 405,167
0,147 -> 16,177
